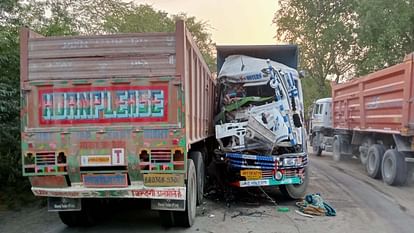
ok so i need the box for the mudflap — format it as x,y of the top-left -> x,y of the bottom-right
48,197 -> 81,212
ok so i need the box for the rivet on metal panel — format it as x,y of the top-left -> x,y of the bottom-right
96,129 -> 106,134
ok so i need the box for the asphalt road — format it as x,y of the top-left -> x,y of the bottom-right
1,152 -> 414,233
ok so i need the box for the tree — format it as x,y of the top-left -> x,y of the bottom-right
354,0 -> 414,75
273,0 -> 357,109
102,3 -> 215,71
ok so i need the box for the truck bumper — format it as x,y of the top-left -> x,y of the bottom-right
232,176 -> 302,187
225,152 -> 307,187
32,185 -> 186,200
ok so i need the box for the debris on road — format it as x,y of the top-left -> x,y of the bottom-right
295,209 -> 314,218
296,193 -> 336,216
277,207 -> 290,212
231,210 -> 264,218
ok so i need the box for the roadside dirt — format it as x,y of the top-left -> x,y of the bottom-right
1,152 -> 413,233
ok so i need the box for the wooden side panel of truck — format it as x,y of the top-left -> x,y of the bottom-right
20,20 -> 215,216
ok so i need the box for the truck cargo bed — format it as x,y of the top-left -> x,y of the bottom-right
332,53 -> 414,136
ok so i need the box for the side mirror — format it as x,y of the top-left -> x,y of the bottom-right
299,70 -> 306,79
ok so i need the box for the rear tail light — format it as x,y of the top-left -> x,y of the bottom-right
24,152 -> 34,165
23,151 -> 67,174
138,148 -> 185,171
173,149 -> 184,170
139,149 -> 150,170
57,152 -> 66,164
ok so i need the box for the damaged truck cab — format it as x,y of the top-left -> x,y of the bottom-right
214,46 -> 309,199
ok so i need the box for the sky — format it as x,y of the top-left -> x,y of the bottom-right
133,0 -> 280,45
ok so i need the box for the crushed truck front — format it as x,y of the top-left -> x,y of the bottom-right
213,46 -> 309,198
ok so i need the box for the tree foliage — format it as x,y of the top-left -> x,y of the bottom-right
274,0 -> 356,109
274,0 -> 414,110
354,0 -> 414,75
102,4 -> 215,71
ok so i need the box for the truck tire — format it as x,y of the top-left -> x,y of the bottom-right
366,144 -> 385,179
173,159 -> 197,227
279,167 -> 309,199
359,137 -> 373,165
332,137 -> 341,161
190,151 -> 205,205
58,207 -> 94,227
312,134 -> 322,156
381,149 -> 408,186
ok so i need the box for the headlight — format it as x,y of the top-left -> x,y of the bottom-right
283,158 -> 300,166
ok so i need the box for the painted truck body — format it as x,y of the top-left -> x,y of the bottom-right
213,45 -> 309,199
20,20 -> 215,227
310,53 -> 414,185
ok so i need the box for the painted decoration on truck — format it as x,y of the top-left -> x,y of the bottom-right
38,86 -> 168,125
32,186 -> 186,200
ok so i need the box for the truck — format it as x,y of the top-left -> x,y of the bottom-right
20,20 -> 215,227
212,45 -> 309,199
310,52 -> 414,186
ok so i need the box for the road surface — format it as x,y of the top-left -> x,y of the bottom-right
1,152 -> 414,233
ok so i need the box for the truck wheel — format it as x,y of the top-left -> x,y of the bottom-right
360,137 -> 373,165
382,149 -> 407,186
312,135 -> 322,156
332,137 -> 341,161
279,167 -> 309,199
58,208 -> 94,227
366,144 -> 385,179
190,151 -> 205,205
173,159 -> 197,227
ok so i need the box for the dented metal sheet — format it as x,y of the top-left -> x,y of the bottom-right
215,55 -> 303,153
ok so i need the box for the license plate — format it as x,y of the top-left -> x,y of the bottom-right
48,197 -> 81,211
143,174 -> 184,187
81,155 -> 111,166
151,199 -> 185,211
240,169 -> 262,180
83,173 -> 128,187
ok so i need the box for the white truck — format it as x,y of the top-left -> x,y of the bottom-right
212,45 -> 309,199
